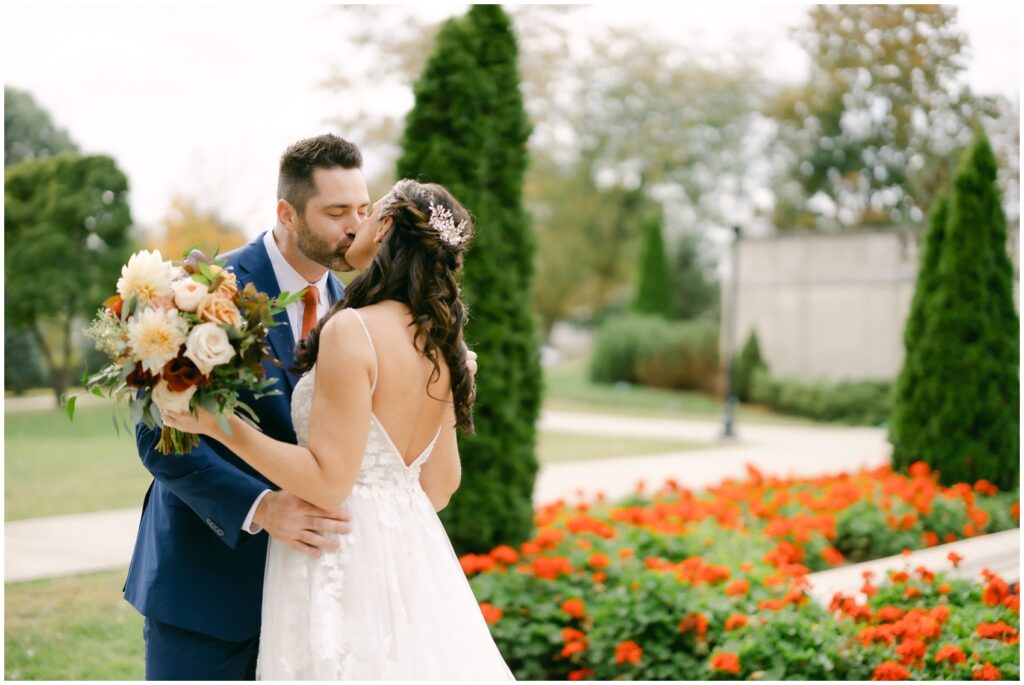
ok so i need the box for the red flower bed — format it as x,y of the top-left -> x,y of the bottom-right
464,463 -> 1019,680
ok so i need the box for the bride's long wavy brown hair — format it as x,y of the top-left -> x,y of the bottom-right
292,179 -> 476,432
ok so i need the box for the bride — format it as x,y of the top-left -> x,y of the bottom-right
161,179 -> 515,680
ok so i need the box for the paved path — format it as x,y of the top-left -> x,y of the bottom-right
6,410 -> 892,583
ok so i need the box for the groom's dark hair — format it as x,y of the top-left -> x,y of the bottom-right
278,134 -> 363,215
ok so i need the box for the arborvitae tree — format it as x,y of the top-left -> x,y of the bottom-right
632,212 -> 674,319
672,232 -> 718,320
396,5 -> 540,553
890,133 -> 1019,489
735,330 -> 767,402
889,195 -> 949,473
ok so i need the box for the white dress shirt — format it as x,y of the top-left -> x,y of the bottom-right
242,230 -> 334,534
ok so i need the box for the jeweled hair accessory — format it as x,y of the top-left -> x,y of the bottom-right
428,201 -> 469,247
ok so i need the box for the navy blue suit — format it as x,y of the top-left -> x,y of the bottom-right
124,233 -> 343,679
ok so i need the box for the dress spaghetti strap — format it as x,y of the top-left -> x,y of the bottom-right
347,309 -> 378,394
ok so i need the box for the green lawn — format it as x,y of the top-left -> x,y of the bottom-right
4,569 -> 144,680
5,405 -> 149,521
543,357 -> 818,426
537,431 -> 705,463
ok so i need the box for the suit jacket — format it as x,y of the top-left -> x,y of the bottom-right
123,232 -> 344,641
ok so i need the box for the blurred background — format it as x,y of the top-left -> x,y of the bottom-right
4,3 -> 1020,680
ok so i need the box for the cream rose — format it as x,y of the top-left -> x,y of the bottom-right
212,270 -> 238,299
152,378 -> 197,414
184,322 -> 236,375
196,293 -> 243,328
173,279 -> 208,312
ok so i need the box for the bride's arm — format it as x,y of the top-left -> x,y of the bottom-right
418,403 -> 461,511
165,311 -> 374,512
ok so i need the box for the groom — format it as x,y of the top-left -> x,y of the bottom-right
125,134 -> 370,680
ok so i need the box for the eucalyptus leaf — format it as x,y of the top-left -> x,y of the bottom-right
131,397 -> 144,426
65,394 -> 76,421
216,412 -> 234,437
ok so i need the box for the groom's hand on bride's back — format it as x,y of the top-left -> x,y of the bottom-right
253,491 -> 352,558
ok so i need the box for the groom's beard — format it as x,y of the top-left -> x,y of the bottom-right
295,214 -> 354,272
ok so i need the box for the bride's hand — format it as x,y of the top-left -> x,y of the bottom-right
160,406 -> 221,436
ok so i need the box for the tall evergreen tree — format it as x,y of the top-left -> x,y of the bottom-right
890,195 -> 949,473
890,133 -> 1019,489
632,212 -> 674,319
396,5 -> 540,553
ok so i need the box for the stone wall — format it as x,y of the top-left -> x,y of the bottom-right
722,225 -> 1020,382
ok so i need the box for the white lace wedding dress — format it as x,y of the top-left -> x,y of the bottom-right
256,310 -> 514,680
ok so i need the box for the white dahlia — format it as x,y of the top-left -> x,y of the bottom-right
127,306 -> 187,374
117,249 -> 174,304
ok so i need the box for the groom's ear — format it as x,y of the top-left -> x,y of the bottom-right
277,199 -> 298,231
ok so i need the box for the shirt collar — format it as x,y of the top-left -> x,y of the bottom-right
262,230 -> 331,303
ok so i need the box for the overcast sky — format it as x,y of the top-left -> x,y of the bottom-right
4,2 -> 1020,238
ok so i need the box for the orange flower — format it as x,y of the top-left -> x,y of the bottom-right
973,479 -> 999,495
562,627 -> 586,642
937,583 -> 952,595
561,598 -> 586,619
725,579 -> 749,596
679,613 -> 708,635
968,508 -> 990,528
947,551 -> 964,568
861,582 -> 879,597
614,640 -> 643,666
592,572 -> 608,583
889,570 -> 910,583
904,586 -> 922,599
821,547 -> 845,565
1011,502 -> 1020,520
895,638 -> 927,665
909,461 -> 931,478
561,640 -> 587,658
535,528 -> 565,549
567,669 -> 594,681
587,552 -> 610,570
1003,594 -> 1019,612
618,548 -> 634,559
710,652 -> 741,674
934,644 -> 966,665
490,545 -> 520,565
532,556 -> 573,580
973,663 -> 1001,680
520,541 -> 541,557
872,660 -> 911,680
923,531 -> 939,547
982,576 -> 1009,606
875,606 -> 905,623
479,602 -> 502,625
724,614 -> 748,631
975,621 -> 1018,642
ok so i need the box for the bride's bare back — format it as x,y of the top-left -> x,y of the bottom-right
352,300 -> 453,466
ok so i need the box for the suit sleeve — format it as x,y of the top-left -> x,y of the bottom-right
136,420 -> 270,549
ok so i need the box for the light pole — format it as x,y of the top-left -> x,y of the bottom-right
721,224 -> 741,439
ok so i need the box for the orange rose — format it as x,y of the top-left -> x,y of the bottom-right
197,293 -> 243,328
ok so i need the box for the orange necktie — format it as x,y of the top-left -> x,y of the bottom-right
300,285 -> 320,340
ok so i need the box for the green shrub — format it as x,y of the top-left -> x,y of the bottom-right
748,368 -> 892,426
734,331 -> 766,402
590,315 -> 719,392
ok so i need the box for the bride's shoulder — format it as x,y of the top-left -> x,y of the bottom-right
319,309 -> 372,357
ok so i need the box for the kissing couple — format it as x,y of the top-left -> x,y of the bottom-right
125,133 -> 514,680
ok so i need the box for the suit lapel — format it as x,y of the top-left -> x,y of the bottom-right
326,272 -> 345,307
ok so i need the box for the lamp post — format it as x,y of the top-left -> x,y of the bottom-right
721,223 -> 741,439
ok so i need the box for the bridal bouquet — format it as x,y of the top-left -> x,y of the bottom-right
70,248 -> 303,454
